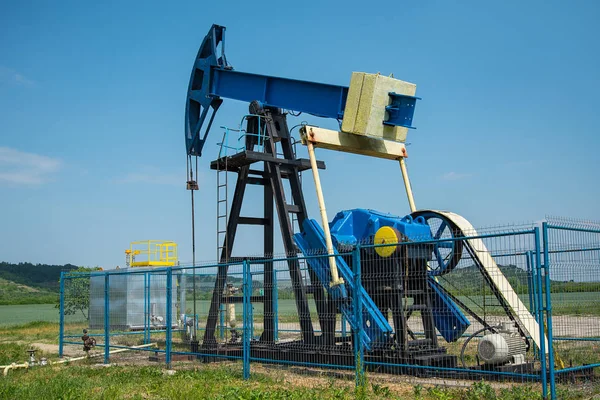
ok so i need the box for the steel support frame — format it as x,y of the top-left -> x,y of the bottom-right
202,105 -> 332,349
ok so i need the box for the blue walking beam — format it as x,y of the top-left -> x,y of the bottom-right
185,24 -> 418,157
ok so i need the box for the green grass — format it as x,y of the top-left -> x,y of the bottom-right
0,304 -> 86,327
1,363 -> 596,399
1,290 -> 599,330
0,341 -> 52,365
1,322 -> 599,399
0,278 -> 57,306
0,364 -> 355,400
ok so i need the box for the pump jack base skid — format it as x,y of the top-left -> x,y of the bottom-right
194,342 -> 551,381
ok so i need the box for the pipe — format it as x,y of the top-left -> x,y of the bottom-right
399,158 -> 416,212
306,138 -> 343,287
1,343 -> 157,377
3,362 -> 29,377
54,342 -> 158,365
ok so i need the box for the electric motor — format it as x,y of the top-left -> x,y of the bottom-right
478,332 -> 527,364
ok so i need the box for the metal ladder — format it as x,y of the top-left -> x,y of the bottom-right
276,138 -> 302,238
216,130 -> 229,263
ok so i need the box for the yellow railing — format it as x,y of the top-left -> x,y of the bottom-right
125,240 -> 178,267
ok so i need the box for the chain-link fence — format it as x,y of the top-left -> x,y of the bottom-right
59,220 -> 600,399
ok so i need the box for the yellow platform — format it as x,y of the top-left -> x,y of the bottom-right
125,240 -> 178,268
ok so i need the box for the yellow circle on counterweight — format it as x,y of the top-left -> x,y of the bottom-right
374,226 -> 400,257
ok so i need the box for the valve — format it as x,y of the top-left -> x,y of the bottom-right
81,329 -> 97,354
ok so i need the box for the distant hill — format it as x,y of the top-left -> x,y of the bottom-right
0,262 -> 79,291
441,264 -> 599,295
0,278 -> 58,305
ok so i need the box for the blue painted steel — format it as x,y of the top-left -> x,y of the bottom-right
554,363 -> 600,374
104,274 -> 110,364
384,92 -> 420,128
250,304 -> 255,339
63,342 -> 161,353
143,273 -> 148,344
185,24 -> 227,156
59,272 -> 65,358
553,337 -> 600,342
242,259 -> 250,379
211,69 -> 348,120
64,330 -> 184,338
249,357 -> 354,370
534,227 -> 548,398
352,245 -> 365,386
166,268 -> 172,368
328,209 -> 431,246
427,280 -> 471,342
295,209 -> 470,343
172,351 -> 242,361
364,361 -> 540,380
185,24 -> 419,157
295,219 -> 393,350
273,268 -> 279,342
525,251 -> 538,359
546,224 -> 600,235
542,223 -> 556,400
145,273 -> 151,344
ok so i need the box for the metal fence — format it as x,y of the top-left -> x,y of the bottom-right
58,219 -> 600,399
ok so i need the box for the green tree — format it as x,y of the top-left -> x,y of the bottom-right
57,266 -> 102,320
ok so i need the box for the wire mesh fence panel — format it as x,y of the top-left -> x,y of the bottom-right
359,226 -> 543,386
246,252 -> 358,381
61,273 -> 96,357
61,219 -> 600,396
545,217 -> 600,382
165,263 -> 245,374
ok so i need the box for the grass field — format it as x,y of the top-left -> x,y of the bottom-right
2,291 -> 600,328
0,304 -> 89,327
0,361 -> 561,400
1,320 -> 599,399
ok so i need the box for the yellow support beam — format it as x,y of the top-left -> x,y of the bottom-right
299,126 -> 407,161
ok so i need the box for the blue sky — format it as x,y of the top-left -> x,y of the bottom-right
1,0 -> 599,268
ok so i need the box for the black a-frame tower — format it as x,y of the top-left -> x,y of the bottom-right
202,103 -> 338,349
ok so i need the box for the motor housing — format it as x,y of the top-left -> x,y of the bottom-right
478,323 -> 527,365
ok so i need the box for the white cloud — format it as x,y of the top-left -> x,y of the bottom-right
0,66 -> 35,87
440,171 -> 473,181
0,147 -> 62,184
